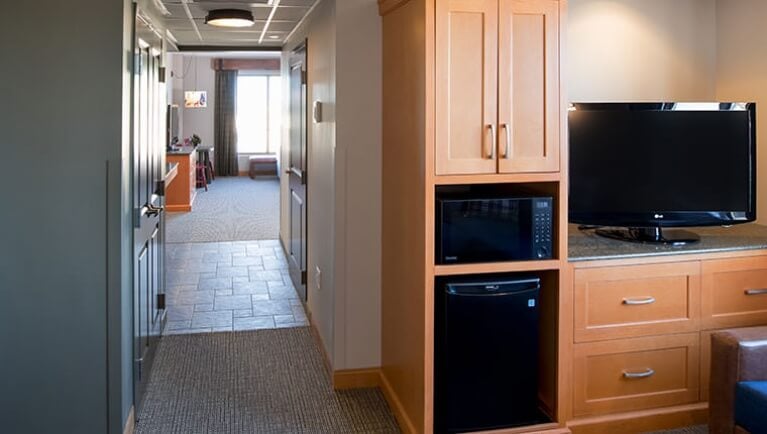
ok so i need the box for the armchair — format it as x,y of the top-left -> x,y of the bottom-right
710,326 -> 767,434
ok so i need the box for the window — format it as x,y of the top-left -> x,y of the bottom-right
236,74 -> 282,154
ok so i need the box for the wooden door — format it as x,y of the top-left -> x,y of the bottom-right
498,0 -> 560,173
132,14 -> 166,417
287,44 -> 307,301
436,0 -> 498,175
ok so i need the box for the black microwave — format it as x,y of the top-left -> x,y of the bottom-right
436,195 -> 553,264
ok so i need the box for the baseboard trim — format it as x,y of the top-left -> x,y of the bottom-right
166,204 -> 191,212
379,369 -> 418,434
307,312 -> 333,378
123,406 -> 135,434
333,368 -> 382,389
566,402 -> 708,434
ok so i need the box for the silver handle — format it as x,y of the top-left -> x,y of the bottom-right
487,124 -> 497,160
745,288 -> 767,296
501,123 -> 511,158
623,368 -> 655,379
146,203 -> 164,217
622,296 -> 656,306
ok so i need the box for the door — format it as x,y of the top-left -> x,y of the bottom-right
132,13 -> 166,415
498,0 -> 560,173
287,44 -> 308,301
436,0 -> 498,175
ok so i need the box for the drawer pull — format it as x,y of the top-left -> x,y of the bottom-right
745,288 -> 767,296
623,368 -> 655,379
622,296 -> 656,306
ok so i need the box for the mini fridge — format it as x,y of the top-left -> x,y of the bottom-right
434,274 -> 549,433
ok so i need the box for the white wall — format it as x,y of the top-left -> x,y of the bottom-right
335,0 -> 382,369
569,0 -> 717,101
281,0 -> 383,371
283,0 -> 339,366
716,0 -> 767,222
174,55 -> 216,147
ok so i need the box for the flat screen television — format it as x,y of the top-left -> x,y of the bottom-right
569,102 -> 756,244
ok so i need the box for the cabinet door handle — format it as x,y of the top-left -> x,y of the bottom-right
623,368 -> 655,379
745,288 -> 767,296
622,296 -> 656,305
487,124 -> 497,160
501,123 -> 511,158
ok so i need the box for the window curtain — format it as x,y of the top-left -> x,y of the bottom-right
214,70 -> 239,176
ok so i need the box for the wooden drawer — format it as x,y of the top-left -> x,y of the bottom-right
702,256 -> 767,329
573,334 -> 700,417
574,262 -> 701,342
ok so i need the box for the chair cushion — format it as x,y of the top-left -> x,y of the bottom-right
735,381 -> 767,433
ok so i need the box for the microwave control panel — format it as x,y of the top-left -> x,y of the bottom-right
532,198 -> 553,259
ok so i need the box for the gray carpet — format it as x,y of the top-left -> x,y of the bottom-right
167,177 -> 280,243
135,327 -> 400,434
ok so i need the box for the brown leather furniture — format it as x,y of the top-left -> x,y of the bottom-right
710,326 -> 767,434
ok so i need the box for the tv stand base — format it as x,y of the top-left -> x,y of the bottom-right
595,227 -> 701,245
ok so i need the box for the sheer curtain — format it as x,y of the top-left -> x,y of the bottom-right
214,69 -> 239,176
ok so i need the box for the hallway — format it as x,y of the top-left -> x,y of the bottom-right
165,240 -> 305,335
134,328 -> 400,434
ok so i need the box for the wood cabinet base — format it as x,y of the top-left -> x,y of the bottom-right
567,403 -> 708,434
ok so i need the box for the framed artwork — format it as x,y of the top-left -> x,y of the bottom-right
184,91 -> 207,108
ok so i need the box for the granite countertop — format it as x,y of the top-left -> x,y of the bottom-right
167,146 -> 196,156
569,223 -> 767,262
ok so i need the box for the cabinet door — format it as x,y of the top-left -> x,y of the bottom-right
436,0 -> 498,175
498,0 -> 560,173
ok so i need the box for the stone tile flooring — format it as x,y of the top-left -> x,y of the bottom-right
164,240 -> 308,335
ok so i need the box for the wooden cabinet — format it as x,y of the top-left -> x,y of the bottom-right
701,256 -> 767,329
568,253 -> 767,431
573,262 -> 700,342
572,334 -> 700,417
166,149 -> 197,212
436,0 -> 560,176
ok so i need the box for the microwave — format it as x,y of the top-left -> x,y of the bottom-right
436,195 -> 553,264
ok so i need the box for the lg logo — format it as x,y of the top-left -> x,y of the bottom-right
654,214 -> 664,219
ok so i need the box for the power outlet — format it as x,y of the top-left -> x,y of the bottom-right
315,266 -> 322,291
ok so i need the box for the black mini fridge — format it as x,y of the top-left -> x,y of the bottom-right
435,274 -> 549,433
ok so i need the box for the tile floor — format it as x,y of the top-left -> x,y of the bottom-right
164,240 -> 308,335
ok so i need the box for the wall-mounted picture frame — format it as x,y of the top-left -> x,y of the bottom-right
184,91 -> 207,108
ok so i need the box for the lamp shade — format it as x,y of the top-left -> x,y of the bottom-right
205,9 -> 255,28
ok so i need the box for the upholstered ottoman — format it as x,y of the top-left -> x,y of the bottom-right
248,155 -> 278,178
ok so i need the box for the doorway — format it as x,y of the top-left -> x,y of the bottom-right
160,49 -> 309,336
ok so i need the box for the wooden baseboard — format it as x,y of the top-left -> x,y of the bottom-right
566,403 -> 708,434
123,406 -> 135,434
379,369 -> 418,434
166,204 -> 191,212
333,368 -> 382,389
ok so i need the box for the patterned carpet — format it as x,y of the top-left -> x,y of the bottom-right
166,177 -> 280,243
134,328 -> 400,434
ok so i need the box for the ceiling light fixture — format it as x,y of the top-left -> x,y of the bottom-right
205,9 -> 255,28
259,0 -> 281,44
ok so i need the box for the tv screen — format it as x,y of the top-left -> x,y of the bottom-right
569,102 -> 756,230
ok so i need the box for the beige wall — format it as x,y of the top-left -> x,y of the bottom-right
569,0 -> 717,102
175,55 -> 217,146
281,0 -> 383,371
716,0 -> 767,222
282,0 -> 339,366
335,0 -> 382,369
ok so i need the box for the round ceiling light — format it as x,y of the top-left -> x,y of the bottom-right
205,9 -> 255,28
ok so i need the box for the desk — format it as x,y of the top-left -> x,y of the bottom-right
166,147 -> 197,212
